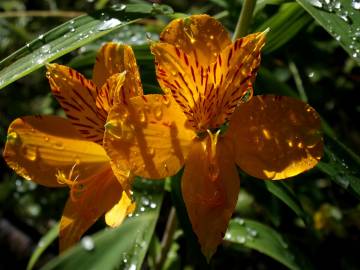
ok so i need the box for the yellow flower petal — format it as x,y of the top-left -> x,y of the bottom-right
105,191 -> 136,228
159,14 -> 231,66
96,72 -> 126,117
104,94 -> 196,179
153,31 -> 265,132
46,63 -> 105,144
3,116 -> 109,187
151,43 -> 202,129
93,42 -> 143,97
59,166 -> 121,251
182,136 -> 240,259
207,32 -> 265,128
227,95 -> 323,179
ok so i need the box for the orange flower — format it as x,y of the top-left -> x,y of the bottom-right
3,42 -> 143,251
104,15 -> 323,258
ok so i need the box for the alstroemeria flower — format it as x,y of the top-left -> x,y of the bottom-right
104,15 -> 323,258
3,42 -> 143,251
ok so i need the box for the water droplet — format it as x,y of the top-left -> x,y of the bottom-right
98,18 -> 122,31
112,3 -> 127,11
236,218 -> 245,225
81,236 -> 95,251
7,131 -> 19,144
225,232 -> 232,240
335,35 -> 341,41
127,264 -> 136,270
236,235 -> 246,244
54,141 -> 64,150
21,145 -> 38,161
246,227 -> 258,237
308,0 -> 322,8
40,44 -> 51,54
140,206 -> 145,212
150,202 -> 157,209
147,147 -> 155,156
141,197 -> 150,207
38,34 -> 44,40
208,163 -> 220,181
352,0 -> 360,9
153,105 -> 163,120
38,240 -> 45,247
162,96 -> 171,106
338,10 -> 352,23
138,109 -> 146,123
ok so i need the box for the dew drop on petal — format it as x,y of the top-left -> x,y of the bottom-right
21,145 -> 38,161
7,131 -> 19,144
153,105 -> 163,120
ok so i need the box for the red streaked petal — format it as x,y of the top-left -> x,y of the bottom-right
93,42 -> 143,95
47,64 -> 105,144
206,32 -> 265,128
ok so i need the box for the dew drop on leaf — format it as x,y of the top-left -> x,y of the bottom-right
352,0 -> 360,10
81,236 -> 95,251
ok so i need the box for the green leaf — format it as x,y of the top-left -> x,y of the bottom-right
41,189 -> 163,270
256,3 -> 312,53
226,218 -> 313,270
27,223 -> 59,270
317,139 -> 360,199
265,181 -> 310,225
0,3 -> 173,90
296,0 -> 360,62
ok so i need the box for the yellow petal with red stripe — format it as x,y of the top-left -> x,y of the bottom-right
46,64 -> 105,144
93,42 -> 143,97
227,95 -> 323,179
104,94 -> 196,179
96,72 -> 126,117
159,14 -> 231,66
152,43 -> 203,130
206,32 -> 266,128
59,166 -> 121,251
3,116 -> 109,187
182,136 -> 240,259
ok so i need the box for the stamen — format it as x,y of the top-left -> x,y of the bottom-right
55,163 -> 93,201
183,18 -> 196,44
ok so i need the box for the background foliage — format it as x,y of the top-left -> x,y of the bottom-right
0,0 -> 359,269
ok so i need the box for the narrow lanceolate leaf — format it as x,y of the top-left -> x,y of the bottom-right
296,0 -> 360,63
257,3 -> 312,53
41,188 -> 163,270
226,218 -> 313,270
27,223 -> 59,270
0,3 -> 173,90
317,138 -> 360,199
265,181 -> 310,225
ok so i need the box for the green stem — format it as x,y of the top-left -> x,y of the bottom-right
155,207 -> 177,270
232,0 -> 257,40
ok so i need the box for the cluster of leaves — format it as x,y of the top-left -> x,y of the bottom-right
0,0 -> 359,269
